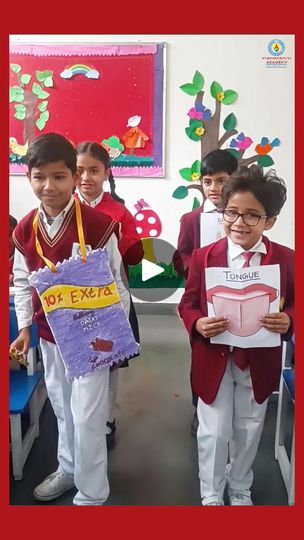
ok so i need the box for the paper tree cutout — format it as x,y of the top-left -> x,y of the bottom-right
9,63 -> 54,149
172,70 -> 281,203
101,136 -> 124,160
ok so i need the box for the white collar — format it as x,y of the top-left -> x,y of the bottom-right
228,236 -> 267,261
203,198 -> 219,213
76,187 -> 104,208
39,196 -> 74,225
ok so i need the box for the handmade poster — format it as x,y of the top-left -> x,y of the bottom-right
9,43 -> 165,177
200,213 -> 225,247
29,249 -> 139,380
205,264 -> 281,348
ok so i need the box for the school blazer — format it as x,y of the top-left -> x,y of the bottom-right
178,236 -> 294,404
173,207 -> 203,277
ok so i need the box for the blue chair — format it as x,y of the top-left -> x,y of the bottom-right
9,298 -> 47,480
274,339 -> 295,505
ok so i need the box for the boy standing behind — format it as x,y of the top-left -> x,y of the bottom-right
10,133 -> 130,505
174,149 -> 238,433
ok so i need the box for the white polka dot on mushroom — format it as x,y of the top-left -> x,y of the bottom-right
136,227 -> 143,234
135,213 -> 144,221
149,229 -> 158,237
147,216 -> 156,224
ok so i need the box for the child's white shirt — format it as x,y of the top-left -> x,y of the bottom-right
13,197 -> 130,331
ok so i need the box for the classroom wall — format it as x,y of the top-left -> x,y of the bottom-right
10,34 -> 295,302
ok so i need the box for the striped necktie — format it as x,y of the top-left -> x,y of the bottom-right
242,251 -> 254,268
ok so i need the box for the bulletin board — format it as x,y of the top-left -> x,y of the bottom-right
9,43 -> 165,177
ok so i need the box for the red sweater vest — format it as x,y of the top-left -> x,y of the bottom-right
13,202 -> 119,343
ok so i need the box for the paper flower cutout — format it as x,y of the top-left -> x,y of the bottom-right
186,120 -> 205,141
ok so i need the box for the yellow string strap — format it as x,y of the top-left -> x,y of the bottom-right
33,198 -> 87,273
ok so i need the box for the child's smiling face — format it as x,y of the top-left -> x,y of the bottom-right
223,190 -> 276,250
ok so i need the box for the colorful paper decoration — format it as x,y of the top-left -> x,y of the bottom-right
9,43 -> 165,177
172,70 -> 281,203
60,64 -> 100,79
29,249 -> 140,381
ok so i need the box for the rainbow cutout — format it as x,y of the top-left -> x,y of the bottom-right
60,64 -> 100,79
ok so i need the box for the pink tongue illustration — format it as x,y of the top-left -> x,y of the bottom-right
207,284 -> 278,337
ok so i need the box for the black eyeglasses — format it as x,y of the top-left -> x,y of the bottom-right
223,210 -> 268,226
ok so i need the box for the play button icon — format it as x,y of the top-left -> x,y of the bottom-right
121,237 -> 185,302
142,259 -> 165,282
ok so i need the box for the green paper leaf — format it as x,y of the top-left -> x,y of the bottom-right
257,155 -> 274,167
9,86 -> 24,103
20,74 -> 31,85
36,117 -> 46,131
191,160 -> 201,175
39,111 -> 49,122
189,119 -> 203,128
38,101 -> 48,112
10,63 -> 21,74
172,186 -> 189,200
210,81 -> 223,99
223,113 -> 237,132
185,127 -> 201,141
32,82 -> 43,96
32,82 -> 50,99
192,71 -> 204,91
192,197 -> 201,210
179,168 -> 192,181
226,149 -> 240,160
180,83 -> 199,96
14,111 -> 26,120
37,89 -> 50,99
43,76 -> 53,88
14,104 -> 26,113
222,90 -> 238,105
36,70 -> 53,82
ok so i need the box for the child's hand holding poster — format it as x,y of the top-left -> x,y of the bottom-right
29,249 -> 139,380
205,264 -> 281,348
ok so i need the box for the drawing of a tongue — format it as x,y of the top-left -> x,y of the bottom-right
206,284 -> 278,337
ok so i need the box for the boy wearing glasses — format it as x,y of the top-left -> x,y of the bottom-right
179,165 -> 294,505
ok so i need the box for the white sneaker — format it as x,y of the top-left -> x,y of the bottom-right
33,471 -> 74,501
229,490 -> 253,506
202,495 -> 224,506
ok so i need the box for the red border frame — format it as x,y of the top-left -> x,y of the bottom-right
1,8 -> 303,539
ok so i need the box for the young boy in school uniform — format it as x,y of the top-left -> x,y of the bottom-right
10,133 -> 130,505
173,149 -> 238,434
178,165 -> 294,505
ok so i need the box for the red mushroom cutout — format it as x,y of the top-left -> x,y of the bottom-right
134,199 -> 162,263
134,199 -> 162,239
206,284 -> 279,337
